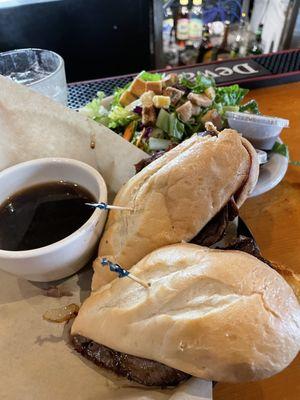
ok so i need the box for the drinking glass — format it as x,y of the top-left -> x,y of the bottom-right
0,48 -> 68,105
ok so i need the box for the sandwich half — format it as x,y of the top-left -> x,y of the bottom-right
93,128 -> 259,289
72,244 -> 300,385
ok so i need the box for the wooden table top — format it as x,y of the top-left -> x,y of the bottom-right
214,82 -> 300,400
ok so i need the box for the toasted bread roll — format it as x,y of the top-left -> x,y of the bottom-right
272,263 -> 300,302
72,244 -> 300,383
93,129 -> 259,289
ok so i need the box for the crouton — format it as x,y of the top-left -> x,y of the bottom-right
119,90 -> 137,107
145,80 -> 163,94
187,92 -> 213,107
176,101 -> 193,122
142,105 -> 157,125
163,73 -> 178,87
153,95 -> 171,109
140,91 -> 155,107
129,77 -> 147,97
191,104 -> 201,116
204,86 -> 216,101
163,86 -> 184,106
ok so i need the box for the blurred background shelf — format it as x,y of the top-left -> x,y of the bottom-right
0,0 -> 299,82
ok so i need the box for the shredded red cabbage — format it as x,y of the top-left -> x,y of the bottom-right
133,106 -> 142,115
144,127 -> 153,139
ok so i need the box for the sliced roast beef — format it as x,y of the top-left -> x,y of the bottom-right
221,235 -> 261,256
220,235 -> 275,268
72,335 -> 190,387
191,198 -> 238,247
134,151 -> 166,173
191,205 -> 229,247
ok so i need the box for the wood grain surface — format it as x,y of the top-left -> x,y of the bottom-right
214,82 -> 300,400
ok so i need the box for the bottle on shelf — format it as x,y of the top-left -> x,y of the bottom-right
180,42 -> 198,65
212,20 -> 231,61
230,12 -> 248,59
248,23 -> 264,55
196,24 -> 213,63
176,0 -> 190,49
189,0 -> 203,47
162,6 -> 174,53
165,27 -> 179,67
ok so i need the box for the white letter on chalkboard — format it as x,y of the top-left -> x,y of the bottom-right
215,67 -> 233,76
233,63 -> 259,74
202,69 -> 219,78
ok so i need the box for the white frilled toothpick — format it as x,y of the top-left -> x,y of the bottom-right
85,202 -> 133,211
98,258 -> 151,289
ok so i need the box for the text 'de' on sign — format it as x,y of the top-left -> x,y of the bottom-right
188,60 -> 271,84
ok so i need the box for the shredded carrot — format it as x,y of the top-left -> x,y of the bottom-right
123,121 -> 136,141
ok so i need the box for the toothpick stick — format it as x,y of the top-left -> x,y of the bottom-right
85,202 -> 133,211
100,258 -> 151,289
126,274 -> 151,289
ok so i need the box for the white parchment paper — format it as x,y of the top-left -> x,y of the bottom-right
0,76 -> 212,399
0,75 -> 146,197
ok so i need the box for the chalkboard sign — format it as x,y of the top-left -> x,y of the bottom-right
184,60 -> 271,84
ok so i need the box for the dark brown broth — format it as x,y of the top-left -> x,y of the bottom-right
0,181 -> 96,251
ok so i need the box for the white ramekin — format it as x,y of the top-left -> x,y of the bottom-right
0,158 -> 107,282
226,111 -> 289,150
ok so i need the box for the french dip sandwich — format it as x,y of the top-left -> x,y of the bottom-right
72,244 -> 300,385
93,128 -> 259,289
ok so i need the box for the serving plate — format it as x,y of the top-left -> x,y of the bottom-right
250,139 -> 288,197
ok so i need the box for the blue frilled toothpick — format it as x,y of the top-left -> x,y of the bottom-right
85,202 -> 133,211
100,258 -> 150,288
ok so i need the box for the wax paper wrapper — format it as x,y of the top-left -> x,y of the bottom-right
0,75 -> 145,198
0,77 -> 212,399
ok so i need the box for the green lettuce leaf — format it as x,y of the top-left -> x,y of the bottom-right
81,91 -> 110,125
239,99 -> 260,114
156,109 -> 184,140
111,84 -> 130,106
82,85 -> 140,130
107,106 -> 138,129
215,85 -> 249,106
168,113 -> 185,140
184,120 -> 204,136
156,109 -> 169,132
179,72 -> 215,93
272,142 -> 300,166
272,141 -> 289,157
139,71 -> 162,81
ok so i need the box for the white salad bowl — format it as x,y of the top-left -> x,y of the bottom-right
0,158 -> 107,282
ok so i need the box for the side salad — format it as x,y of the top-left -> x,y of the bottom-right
81,70 -> 259,154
